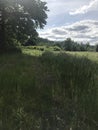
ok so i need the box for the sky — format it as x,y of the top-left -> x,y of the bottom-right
38,0 -> 98,45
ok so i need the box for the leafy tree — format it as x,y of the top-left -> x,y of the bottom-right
63,38 -> 90,51
96,44 -> 98,52
85,42 -> 90,50
0,0 -> 48,52
63,38 -> 73,51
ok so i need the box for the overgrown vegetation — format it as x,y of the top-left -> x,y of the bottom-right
0,51 -> 98,130
0,0 -> 98,130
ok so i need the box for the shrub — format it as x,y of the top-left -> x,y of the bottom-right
53,46 -> 61,51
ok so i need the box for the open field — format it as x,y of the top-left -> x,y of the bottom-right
0,46 -> 98,130
22,46 -> 98,62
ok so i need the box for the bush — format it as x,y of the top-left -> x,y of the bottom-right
53,46 -> 61,51
39,48 -> 44,51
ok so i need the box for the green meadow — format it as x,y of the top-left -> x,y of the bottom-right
0,46 -> 98,130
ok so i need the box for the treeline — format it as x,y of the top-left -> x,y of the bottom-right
62,38 -> 90,51
37,37 -> 95,51
23,37 -> 54,46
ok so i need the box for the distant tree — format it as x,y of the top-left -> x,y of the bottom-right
63,38 -> 90,51
0,0 -> 48,52
63,38 -> 73,51
37,37 -> 54,46
54,42 -> 62,48
63,38 -> 79,51
85,42 -> 90,50
96,44 -> 98,52
79,43 -> 86,51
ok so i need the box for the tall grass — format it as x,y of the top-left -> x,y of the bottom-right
0,51 -> 97,130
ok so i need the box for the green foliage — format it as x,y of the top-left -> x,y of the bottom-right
53,46 -> 61,51
37,37 -> 54,46
96,44 -> 98,52
63,38 -> 90,51
0,0 -> 48,51
0,51 -> 98,130
23,38 -> 37,46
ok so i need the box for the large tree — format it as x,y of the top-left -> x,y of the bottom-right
0,0 -> 48,51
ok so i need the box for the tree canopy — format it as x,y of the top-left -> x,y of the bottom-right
62,38 -> 90,51
0,0 -> 48,52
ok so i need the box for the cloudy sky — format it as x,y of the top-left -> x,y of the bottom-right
38,0 -> 98,44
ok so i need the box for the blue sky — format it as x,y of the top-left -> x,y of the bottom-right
38,0 -> 98,44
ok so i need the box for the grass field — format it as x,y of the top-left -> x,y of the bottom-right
22,46 -> 98,62
0,46 -> 98,130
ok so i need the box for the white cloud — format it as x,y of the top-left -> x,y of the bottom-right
69,0 -> 98,15
43,0 -> 88,17
38,20 -> 98,45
